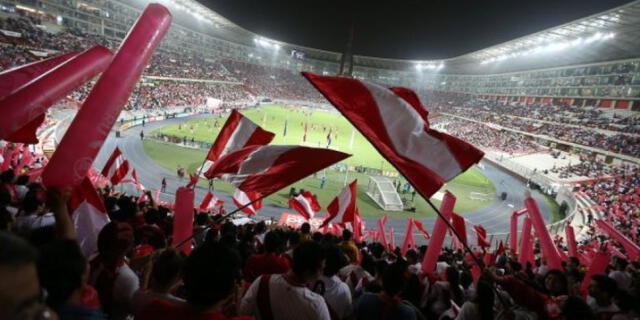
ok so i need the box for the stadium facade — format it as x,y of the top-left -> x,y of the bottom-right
3,0 -> 639,107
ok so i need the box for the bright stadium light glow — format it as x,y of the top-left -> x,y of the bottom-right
480,31 -> 615,64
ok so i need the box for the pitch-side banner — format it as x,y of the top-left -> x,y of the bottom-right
278,212 -> 324,230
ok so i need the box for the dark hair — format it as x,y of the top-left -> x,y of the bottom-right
0,206 -> 13,231
0,190 -> 10,206
545,269 -> 569,296
22,190 -> 42,214
37,240 -> 86,309
474,280 -> 494,320
195,212 -> 208,226
342,229 -> 352,241
183,242 -> 240,309
382,261 -> 408,296
591,274 -> 617,296
0,170 -> 15,183
144,209 -> 160,225
292,241 -> 325,277
300,223 -> 311,233
360,251 -> 376,276
151,248 -> 185,289
323,244 -> 347,277
263,231 -> 283,254
288,231 -> 300,247
0,231 -> 37,266
561,296 -> 596,320
15,175 -> 29,186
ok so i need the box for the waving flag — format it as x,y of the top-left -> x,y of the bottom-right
201,110 -> 274,175
199,191 -> 223,212
205,145 -> 349,197
101,147 -> 130,185
303,72 -> 483,199
232,188 -> 262,215
288,191 -> 321,220
473,225 -> 490,248
320,179 -> 358,228
451,213 -> 467,246
68,177 -> 110,257
413,219 -> 431,239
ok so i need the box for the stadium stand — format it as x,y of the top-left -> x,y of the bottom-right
1,0 -> 640,319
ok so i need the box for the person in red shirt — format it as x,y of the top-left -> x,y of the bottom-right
243,231 -> 290,283
138,242 -> 251,320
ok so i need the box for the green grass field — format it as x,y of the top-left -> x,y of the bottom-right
144,104 -> 499,219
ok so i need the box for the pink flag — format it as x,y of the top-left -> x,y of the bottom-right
288,191 -> 321,220
303,72 -> 483,199
321,180 -> 357,227
451,212 -> 467,246
205,145 -> 349,196
68,177 -> 110,257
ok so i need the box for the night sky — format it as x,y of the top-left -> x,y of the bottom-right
200,0 -> 634,60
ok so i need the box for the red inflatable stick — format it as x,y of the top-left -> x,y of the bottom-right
42,4 -> 172,190
422,191 -> 456,274
0,46 -> 112,141
565,224 -> 578,258
525,196 -> 563,270
596,219 -> 640,260
509,208 -> 527,255
172,187 -> 194,255
518,217 -> 534,266
580,249 -> 611,297
0,51 -> 78,99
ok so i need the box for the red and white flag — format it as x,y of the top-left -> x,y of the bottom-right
68,177 -> 110,257
204,145 -> 349,196
101,147 -> 130,185
199,191 -> 223,212
232,188 -> 262,216
288,191 -> 321,220
303,73 -> 484,198
320,179 -> 357,228
201,110 -> 275,175
474,224 -> 490,248
414,219 -> 431,239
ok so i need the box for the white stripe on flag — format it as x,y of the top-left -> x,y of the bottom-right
362,81 -> 462,180
227,145 -> 296,186
220,117 -> 258,158
335,183 -> 352,219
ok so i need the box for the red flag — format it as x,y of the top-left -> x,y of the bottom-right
288,191 -> 321,220
68,177 -> 110,257
101,147 -> 130,185
303,73 -> 483,199
352,207 -> 364,243
199,191 -> 222,212
377,216 -> 389,250
204,145 -> 349,196
201,110 -> 275,174
321,179 -> 357,228
473,225 -> 490,248
451,213 -> 467,246
401,218 -> 416,256
413,219 -> 431,239
232,188 -> 262,216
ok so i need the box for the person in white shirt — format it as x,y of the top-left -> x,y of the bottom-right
240,241 -> 330,320
314,244 -> 352,319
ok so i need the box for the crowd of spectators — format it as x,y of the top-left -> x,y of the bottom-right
1,154 -> 639,319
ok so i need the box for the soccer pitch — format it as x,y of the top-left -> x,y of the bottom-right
145,104 -> 497,218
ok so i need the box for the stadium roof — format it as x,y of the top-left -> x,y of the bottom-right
161,0 -> 640,74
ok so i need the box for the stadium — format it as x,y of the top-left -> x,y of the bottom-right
1,0 -> 639,318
